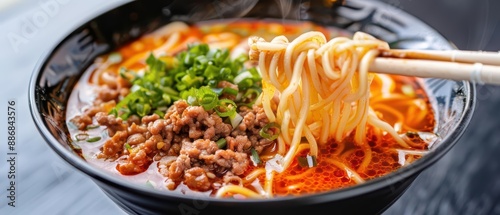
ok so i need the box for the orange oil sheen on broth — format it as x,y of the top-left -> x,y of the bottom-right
67,19 -> 436,197
265,75 -> 435,196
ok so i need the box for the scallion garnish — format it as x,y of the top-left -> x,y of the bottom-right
222,87 -> 239,96
111,44 -> 259,120
109,108 -> 118,117
86,124 -> 100,130
238,87 -> 261,107
297,155 -> 317,168
250,148 -> 261,166
233,68 -> 261,90
119,67 -> 139,82
75,133 -> 89,141
86,136 -> 101,143
259,122 -> 281,140
124,143 -> 132,153
181,86 -> 219,110
229,113 -> 243,130
199,88 -> 219,110
215,99 -> 237,117
154,110 -> 165,118
212,87 -> 239,96
216,138 -> 227,149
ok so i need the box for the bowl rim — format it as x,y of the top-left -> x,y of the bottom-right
28,0 -> 476,205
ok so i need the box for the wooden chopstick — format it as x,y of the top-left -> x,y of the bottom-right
370,57 -> 500,85
380,49 -> 500,66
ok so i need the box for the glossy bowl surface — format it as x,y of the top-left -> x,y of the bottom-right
29,1 -> 475,214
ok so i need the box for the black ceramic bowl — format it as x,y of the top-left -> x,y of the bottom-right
29,0 -> 475,214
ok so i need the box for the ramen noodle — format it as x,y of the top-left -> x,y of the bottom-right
67,20 -> 436,198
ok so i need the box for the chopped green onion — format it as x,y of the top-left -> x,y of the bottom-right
203,65 -> 220,80
181,75 -> 203,88
233,68 -> 261,90
234,71 -> 254,89
160,77 -> 173,87
174,72 -> 187,85
130,84 -> 141,93
250,148 -> 261,166
158,56 -> 178,69
119,67 -> 139,82
146,53 -> 166,75
238,88 -> 261,107
112,44 -> 257,120
136,103 -> 151,117
199,87 -> 219,110
243,88 -> 260,100
181,86 -> 220,111
211,88 -> 223,95
216,138 -> 227,149
215,99 -> 237,117
86,136 -> 101,143
86,124 -> 100,130
162,94 -> 172,105
195,55 -> 208,65
187,95 -> 198,106
124,143 -> 132,153
75,133 -> 89,141
259,122 -> 281,140
297,155 -> 317,168
161,86 -> 179,96
229,113 -> 243,130
118,107 -> 132,120
212,87 -> 239,96
223,87 -> 239,96
154,110 -> 165,118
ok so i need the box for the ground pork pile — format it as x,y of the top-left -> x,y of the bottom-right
71,95 -> 275,191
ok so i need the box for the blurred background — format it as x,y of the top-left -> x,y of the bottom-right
0,0 -> 499,214
379,1 -> 500,214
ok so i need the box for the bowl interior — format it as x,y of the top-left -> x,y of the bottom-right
29,0 -> 475,204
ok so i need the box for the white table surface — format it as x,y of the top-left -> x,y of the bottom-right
0,1 -> 129,214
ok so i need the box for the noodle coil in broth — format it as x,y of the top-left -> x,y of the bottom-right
66,20 -> 436,198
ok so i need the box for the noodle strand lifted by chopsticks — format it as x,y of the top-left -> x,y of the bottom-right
249,31 -> 412,193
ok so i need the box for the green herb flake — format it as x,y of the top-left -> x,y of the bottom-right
216,138 -> 227,149
124,143 -> 132,153
86,124 -> 100,130
86,136 -> 101,143
259,122 -> 281,141
75,133 -> 89,141
297,155 -> 317,168
215,99 -> 237,117
250,148 -> 261,166
113,44 -> 258,120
